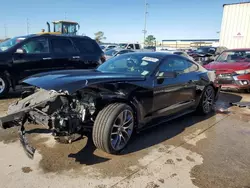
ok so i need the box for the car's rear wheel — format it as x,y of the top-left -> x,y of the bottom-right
93,103 -> 134,154
197,85 -> 215,115
0,74 -> 10,97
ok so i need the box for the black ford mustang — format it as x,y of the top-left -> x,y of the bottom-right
0,52 -> 219,157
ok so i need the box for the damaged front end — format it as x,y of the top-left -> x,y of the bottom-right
0,89 -> 97,158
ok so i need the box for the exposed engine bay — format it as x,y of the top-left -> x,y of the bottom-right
0,89 -> 99,157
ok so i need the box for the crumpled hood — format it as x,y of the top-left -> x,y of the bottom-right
23,69 -> 145,94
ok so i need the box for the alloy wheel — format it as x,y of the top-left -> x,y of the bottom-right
0,78 -> 6,94
110,109 -> 134,151
202,87 -> 215,114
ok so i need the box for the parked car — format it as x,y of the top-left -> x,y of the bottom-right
144,46 -> 156,51
186,48 -> 197,56
0,52 -> 219,157
0,34 -> 105,97
104,48 -> 135,60
204,48 -> 250,92
119,43 -> 142,50
192,46 -> 227,65
100,44 -> 118,52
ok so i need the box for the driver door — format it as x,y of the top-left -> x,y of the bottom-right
12,37 -> 53,80
152,56 -> 197,118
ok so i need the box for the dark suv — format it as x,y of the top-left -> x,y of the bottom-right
0,34 -> 105,96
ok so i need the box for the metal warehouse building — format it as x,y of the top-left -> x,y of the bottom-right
219,2 -> 250,48
161,39 -> 219,49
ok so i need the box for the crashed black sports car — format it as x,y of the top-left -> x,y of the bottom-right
0,52 -> 219,157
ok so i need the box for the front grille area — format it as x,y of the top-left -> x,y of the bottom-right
217,79 -> 235,85
216,73 -> 235,85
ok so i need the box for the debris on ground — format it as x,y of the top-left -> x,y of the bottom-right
230,102 -> 250,108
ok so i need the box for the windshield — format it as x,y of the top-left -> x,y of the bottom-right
97,53 -> 161,76
196,47 -> 210,53
0,36 -> 26,52
119,43 -> 128,48
216,50 -> 250,63
105,49 -> 118,56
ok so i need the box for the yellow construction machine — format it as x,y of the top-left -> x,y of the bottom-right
39,20 -> 80,35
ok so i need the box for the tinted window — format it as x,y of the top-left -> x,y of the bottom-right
21,37 -> 49,54
51,38 -> 76,53
158,57 -> 198,75
135,44 -> 140,49
73,39 -> 100,54
128,44 -> 134,49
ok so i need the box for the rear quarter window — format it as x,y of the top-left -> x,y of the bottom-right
72,38 -> 102,54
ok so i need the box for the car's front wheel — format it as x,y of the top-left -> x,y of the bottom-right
197,85 -> 215,115
93,103 -> 134,154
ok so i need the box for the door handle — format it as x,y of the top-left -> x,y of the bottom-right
43,57 -> 52,60
72,56 -> 80,59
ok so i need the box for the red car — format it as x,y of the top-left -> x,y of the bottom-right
204,48 -> 250,92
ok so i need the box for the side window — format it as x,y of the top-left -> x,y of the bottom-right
128,44 -> 134,49
73,39 -> 100,54
135,44 -> 140,49
51,38 -> 77,54
158,57 -> 198,76
186,60 -> 198,72
21,38 -> 49,54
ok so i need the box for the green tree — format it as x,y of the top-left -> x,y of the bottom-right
145,35 -> 156,46
94,31 -> 106,43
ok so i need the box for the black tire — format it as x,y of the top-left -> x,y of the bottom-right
0,74 -> 10,97
197,85 -> 215,115
93,103 -> 135,154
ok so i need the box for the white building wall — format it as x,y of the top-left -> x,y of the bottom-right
219,3 -> 250,49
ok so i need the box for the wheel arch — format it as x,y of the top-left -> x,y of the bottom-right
97,96 -> 141,128
0,69 -> 16,89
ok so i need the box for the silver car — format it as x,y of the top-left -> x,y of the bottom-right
104,48 -> 135,60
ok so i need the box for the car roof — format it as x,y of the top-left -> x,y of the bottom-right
24,34 -> 93,40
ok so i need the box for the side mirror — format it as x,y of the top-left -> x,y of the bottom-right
15,48 -> 24,54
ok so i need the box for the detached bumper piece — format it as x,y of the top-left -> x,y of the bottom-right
0,114 -> 36,158
19,131 -> 36,159
230,102 -> 250,109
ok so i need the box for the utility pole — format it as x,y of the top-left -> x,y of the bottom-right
26,18 -> 30,35
142,0 -> 149,46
